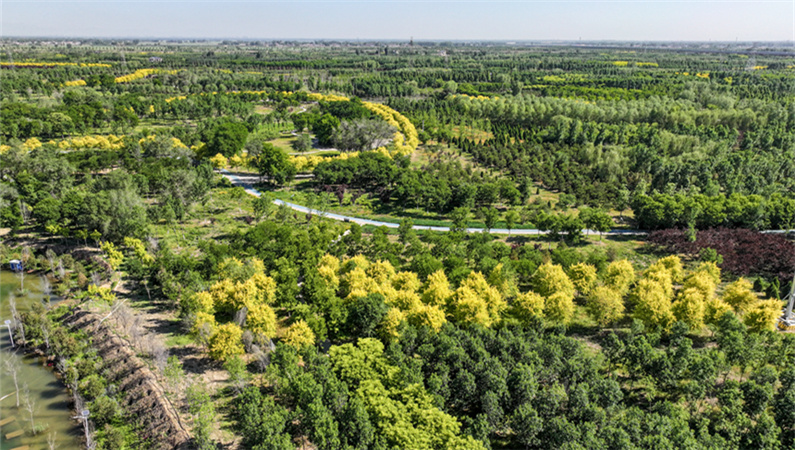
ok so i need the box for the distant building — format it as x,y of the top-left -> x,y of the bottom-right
149,56 -> 163,63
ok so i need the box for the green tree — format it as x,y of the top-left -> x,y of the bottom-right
256,144 -> 296,186
504,209 -> 521,235
313,113 -> 340,147
235,386 -> 293,450
253,193 -> 274,221
292,133 -> 312,152
206,120 -> 249,157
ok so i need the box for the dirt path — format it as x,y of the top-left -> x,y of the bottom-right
111,277 -> 240,448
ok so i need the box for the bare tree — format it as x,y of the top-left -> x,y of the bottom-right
116,303 -> 133,333
41,275 -> 52,304
22,383 -> 37,434
57,259 -> 65,280
48,431 -> 58,450
16,268 -> 25,291
91,271 -> 102,287
41,322 -> 51,352
45,249 -> 57,274
197,323 -> 213,348
8,294 -> 24,344
3,355 -> 20,407
150,339 -> 168,373
250,345 -> 269,372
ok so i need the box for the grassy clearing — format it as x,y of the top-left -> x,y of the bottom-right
268,134 -> 297,152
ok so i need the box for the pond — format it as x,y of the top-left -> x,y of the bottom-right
0,270 -> 81,450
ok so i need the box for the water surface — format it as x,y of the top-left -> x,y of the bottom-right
0,270 -> 81,450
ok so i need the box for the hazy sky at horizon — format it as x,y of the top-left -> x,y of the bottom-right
2,1 -> 793,42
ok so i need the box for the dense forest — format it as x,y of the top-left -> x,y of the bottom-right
0,40 -> 793,449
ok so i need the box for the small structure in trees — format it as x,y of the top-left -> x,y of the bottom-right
779,271 -> 795,329
9,260 -> 23,272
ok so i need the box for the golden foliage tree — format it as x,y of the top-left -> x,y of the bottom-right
460,271 -> 505,325
318,254 -> 341,291
487,263 -> 518,297
182,291 -> 215,315
722,278 -> 758,314
282,320 -> 316,348
631,279 -> 675,330
705,297 -> 733,327
653,255 -> 684,283
367,260 -> 396,287
586,286 -> 625,326
408,304 -> 447,332
379,308 -> 406,339
511,291 -> 545,324
545,292 -> 576,325
450,286 -> 493,327
532,263 -> 575,299
422,270 -> 452,308
568,263 -> 598,295
245,303 -> 277,337
209,323 -> 244,362
672,287 -> 706,331
391,271 -> 421,293
743,299 -> 782,332
604,260 -> 635,295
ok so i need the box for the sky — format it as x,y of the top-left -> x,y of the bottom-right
1,0 -> 793,42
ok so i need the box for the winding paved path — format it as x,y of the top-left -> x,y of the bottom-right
219,170 -> 794,237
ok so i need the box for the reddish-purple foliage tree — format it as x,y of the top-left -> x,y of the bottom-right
648,228 -> 795,285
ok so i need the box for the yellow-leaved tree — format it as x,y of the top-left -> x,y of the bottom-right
341,267 -> 379,300
387,290 -> 422,312
379,308 -> 406,339
318,254 -> 341,292
693,261 -> 721,284
487,263 -> 518,297
545,292 -> 576,325
705,297 -> 733,327
653,255 -> 685,283
682,271 -> 717,303
191,312 -> 217,346
532,263 -> 575,299
245,303 -> 277,337
722,278 -> 758,314
248,273 -> 277,304
532,263 -> 576,325
459,271 -> 505,325
391,271 -> 421,293
367,260 -> 396,287
631,278 -> 675,331
511,291 -> 545,324
568,263 -> 598,295
644,265 -> 674,299
586,286 -> 625,326
450,286 -> 493,327
342,254 -> 370,273
672,287 -> 706,331
282,320 -> 316,348
743,299 -> 782,332
182,291 -> 215,315
422,270 -> 452,308
408,304 -> 447,332
604,260 -> 635,295
209,323 -> 244,361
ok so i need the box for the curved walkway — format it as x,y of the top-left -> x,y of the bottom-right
219,170 -> 794,237
220,170 -> 649,236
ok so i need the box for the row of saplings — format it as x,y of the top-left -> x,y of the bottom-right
176,253 -> 783,364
